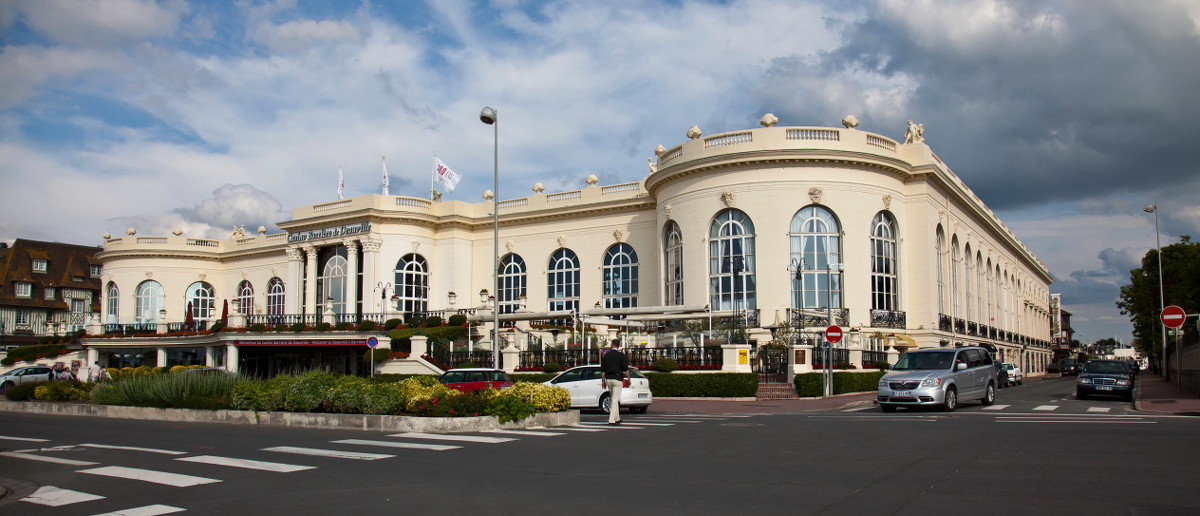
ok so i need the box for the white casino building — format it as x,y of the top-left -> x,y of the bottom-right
88,115 -> 1054,378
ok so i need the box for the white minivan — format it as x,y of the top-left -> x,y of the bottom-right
877,346 -> 999,412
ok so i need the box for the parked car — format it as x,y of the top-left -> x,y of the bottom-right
0,365 -> 54,392
1001,362 -> 1023,385
1076,360 -> 1135,401
995,362 -> 1010,388
1059,358 -> 1079,376
877,346 -> 998,412
544,365 -> 652,414
438,368 -> 514,393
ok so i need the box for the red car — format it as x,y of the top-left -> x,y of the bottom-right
438,368 -> 514,393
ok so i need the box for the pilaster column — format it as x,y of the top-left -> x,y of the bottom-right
286,247 -> 303,315
225,343 -> 239,373
304,245 -> 318,317
361,240 -> 382,312
156,347 -> 168,368
345,239 -> 360,316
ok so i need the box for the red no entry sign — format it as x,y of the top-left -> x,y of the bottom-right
1161,305 -> 1186,329
825,325 -> 843,343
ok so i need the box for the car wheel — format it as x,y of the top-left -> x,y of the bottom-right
600,394 -> 612,414
941,387 -> 957,412
981,383 -> 996,406
880,404 -> 897,412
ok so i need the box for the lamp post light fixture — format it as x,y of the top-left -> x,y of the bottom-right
1143,203 -> 1170,384
375,282 -> 394,319
480,106 -> 500,369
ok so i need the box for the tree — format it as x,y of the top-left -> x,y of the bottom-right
1117,236 -> 1199,359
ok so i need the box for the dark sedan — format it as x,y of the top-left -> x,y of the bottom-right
1076,360 -> 1135,401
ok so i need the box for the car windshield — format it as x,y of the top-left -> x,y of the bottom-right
893,351 -> 955,371
1085,362 -> 1128,374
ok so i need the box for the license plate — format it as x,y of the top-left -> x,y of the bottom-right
638,393 -> 649,398
1097,386 -> 1113,391
895,391 -> 911,397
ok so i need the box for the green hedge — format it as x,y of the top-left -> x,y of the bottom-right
794,370 -> 887,397
0,343 -> 67,366
643,372 -> 758,397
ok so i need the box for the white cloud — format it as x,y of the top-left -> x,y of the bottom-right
10,0 -> 189,47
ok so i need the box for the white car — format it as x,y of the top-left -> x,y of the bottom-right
0,365 -> 54,392
544,365 -> 652,414
1002,362 -> 1023,385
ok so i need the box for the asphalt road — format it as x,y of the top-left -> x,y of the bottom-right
2,376 -> 1197,515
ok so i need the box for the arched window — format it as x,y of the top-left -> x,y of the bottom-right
789,206 -> 838,311
870,212 -> 898,311
710,209 -> 756,312
963,244 -> 973,321
106,282 -> 119,324
975,252 -> 984,324
935,226 -> 946,315
547,249 -> 580,313
185,281 -> 216,320
237,280 -> 254,314
318,247 -> 348,314
498,254 -> 526,315
950,237 -> 961,320
266,278 -> 285,321
394,254 -> 429,315
135,280 -> 164,323
603,243 -> 639,310
662,221 -> 684,305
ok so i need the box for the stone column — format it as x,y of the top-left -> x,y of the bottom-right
225,343 -> 240,373
721,344 -> 752,372
86,347 -> 99,366
790,344 -> 814,374
361,240 -> 382,317
156,347 -> 168,367
304,244 -> 318,318
502,345 -> 520,373
286,247 -> 303,315
205,346 -> 217,367
410,335 -> 429,358
345,239 -> 360,317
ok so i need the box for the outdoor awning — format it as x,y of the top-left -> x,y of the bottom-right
893,334 -> 918,348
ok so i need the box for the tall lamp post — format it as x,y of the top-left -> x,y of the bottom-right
481,106 -> 500,369
375,282 -> 393,320
1143,203 -> 1169,383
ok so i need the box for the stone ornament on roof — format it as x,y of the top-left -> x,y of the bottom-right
647,158 -> 657,174
586,174 -> 599,185
842,115 -> 860,129
759,113 -> 778,127
686,125 -> 703,140
903,120 -> 925,144
232,225 -> 246,239
654,144 -> 666,156
533,182 -> 545,193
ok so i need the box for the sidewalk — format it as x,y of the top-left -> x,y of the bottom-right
1134,372 -> 1200,415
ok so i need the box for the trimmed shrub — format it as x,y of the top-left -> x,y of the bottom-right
314,322 -> 333,332
366,348 -> 391,363
209,320 -> 225,332
4,381 -> 45,401
335,321 -> 354,331
496,382 -> 570,413
274,324 -> 290,332
34,380 -> 91,401
290,322 -> 307,332
247,323 -> 268,332
385,318 -> 403,330
651,358 -> 679,373
447,314 -> 467,327
359,320 -> 378,331
543,362 -> 563,374
794,370 -> 886,397
91,371 -> 240,409
642,372 -> 757,397
458,361 -> 479,369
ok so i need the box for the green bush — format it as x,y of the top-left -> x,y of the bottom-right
511,373 -> 557,383
385,318 -> 403,330
425,315 -> 443,327
411,392 -> 491,417
0,343 -> 67,366
247,323 -> 268,332
4,381 -> 46,401
34,380 -> 93,401
283,371 -> 339,412
651,358 -> 679,373
458,361 -> 479,369
290,322 -> 307,332
487,395 -> 537,424
274,324 -> 290,332
447,314 -> 467,326
496,382 -> 570,413
359,320 -> 378,331
91,371 -> 240,409
872,361 -> 891,371
543,362 -> 563,373
314,322 -> 333,332
335,321 -> 354,331
643,372 -> 757,397
366,348 -> 391,363
794,371 -> 887,397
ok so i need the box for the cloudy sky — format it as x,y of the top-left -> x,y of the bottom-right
2,0 -> 1198,346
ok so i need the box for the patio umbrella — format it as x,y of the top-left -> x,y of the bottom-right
185,302 -> 194,328
221,299 -> 229,322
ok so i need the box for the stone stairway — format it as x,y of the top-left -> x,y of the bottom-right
755,381 -> 799,400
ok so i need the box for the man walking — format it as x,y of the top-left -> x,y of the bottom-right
600,338 -> 630,425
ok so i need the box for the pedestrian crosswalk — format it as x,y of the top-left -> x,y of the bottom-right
1,412 -> 735,513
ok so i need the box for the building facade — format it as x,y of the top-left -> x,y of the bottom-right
89,117 -> 1055,376
0,239 -> 103,348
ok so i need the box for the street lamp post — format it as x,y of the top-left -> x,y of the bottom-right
481,106 -> 500,369
825,263 -> 844,397
724,255 -> 745,345
1144,203 -> 1170,384
375,282 -> 393,320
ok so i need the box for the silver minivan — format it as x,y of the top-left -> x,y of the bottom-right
877,346 -> 999,412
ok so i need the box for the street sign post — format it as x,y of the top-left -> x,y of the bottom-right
367,336 -> 379,377
1161,305 -> 1186,329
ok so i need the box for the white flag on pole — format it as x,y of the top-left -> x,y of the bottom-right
337,167 -> 345,199
433,156 -> 462,193
381,157 -> 389,196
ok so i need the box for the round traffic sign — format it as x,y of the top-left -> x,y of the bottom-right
825,325 -> 843,343
1161,305 -> 1187,329
366,336 -> 379,348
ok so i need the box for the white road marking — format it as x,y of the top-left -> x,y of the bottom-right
596,421 -> 673,427
554,427 -> 607,432
262,446 -> 393,461
628,418 -> 703,422
92,504 -> 187,515
0,435 -> 49,442
79,465 -> 221,487
80,443 -> 187,455
0,451 -> 98,466
982,405 -> 1011,411
1033,405 -> 1060,411
387,432 -> 515,443
489,429 -> 567,436
996,419 -> 1155,424
20,486 -> 104,506
333,439 -> 461,451
177,455 -> 316,472
1087,407 -> 1112,413
575,423 -> 643,430
841,406 -> 874,412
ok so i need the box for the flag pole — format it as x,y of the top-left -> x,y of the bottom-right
430,152 -> 438,201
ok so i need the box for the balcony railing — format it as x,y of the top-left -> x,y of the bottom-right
870,310 -> 906,329
789,308 -> 849,328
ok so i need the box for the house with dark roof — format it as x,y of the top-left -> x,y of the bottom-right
0,239 -> 102,349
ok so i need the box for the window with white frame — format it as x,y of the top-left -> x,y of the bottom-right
135,280 -> 165,322
318,247 -> 348,314
394,254 -> 429,315
603,243 -> 639,310
16,310 -> 30,325
32,259 -> 48,272
15,282 -> 32,298
963,244 -> 973,320
936,227 -> 945,314
498,254 -> 526,315
266,278 -> 285,319
547,249 -> 579,314
950,237 -> 960,319
90,264 -> 101,277
45,287 -> 56,300
185,281 -> 216,320
71,298 -> 85,313
237,280 -> 254,314
663,221 -> 684,305
789,206 -> 837,311
870,211 -> 898,311
106,282 -> 119,324
711,209 -> 757,312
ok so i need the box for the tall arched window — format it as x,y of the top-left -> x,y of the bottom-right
935,226 -> 946,315
318,247 -> 348,314
266,278 -> 285,321
394,254 -> 429,315
975,252 -> 984,324
950,237 -> 961,320
710,209 -> 757,312
663,221 -> 684,305
963,244 -> 973,321
237,280 -> 254,314
135,280 -> 164,323
498,254 -> 526,315
106,282 -> 119,324
870,212 -> 898,311
185,281 -> 216,320
985,260 -> 994,327
789,206 -> 838,311
547,249 -> 580,313
603,243 -> 639,310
